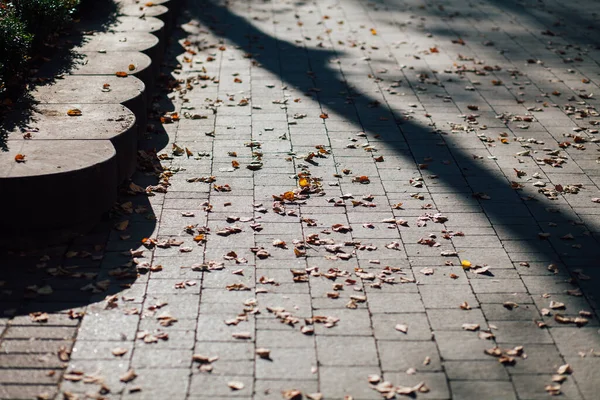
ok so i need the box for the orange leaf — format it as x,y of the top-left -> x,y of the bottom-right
193,234 -> 205,242
232,160 -> 240,169
429,47 -> 439,53
370,28 -> 377,35
15,154 -> 26,163
115,71 -> 128,77
353,175 -> 370,183
67,109 -> 82,116
185,148 -> 193,158
319,113 -> 329,119
282,191 -> 295,201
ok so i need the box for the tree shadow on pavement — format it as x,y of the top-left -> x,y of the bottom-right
0,5 -> 185,318
186,0 -> 600,311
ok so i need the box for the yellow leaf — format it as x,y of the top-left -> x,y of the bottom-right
370,28 -> 377,35
461,260 -> 472,269
299,177 -> 309,188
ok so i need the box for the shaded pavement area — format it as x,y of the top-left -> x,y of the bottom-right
2,0 -> 600,398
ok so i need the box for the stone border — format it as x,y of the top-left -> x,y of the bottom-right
0,0 -> 180,247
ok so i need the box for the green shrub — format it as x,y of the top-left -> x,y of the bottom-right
0,3 -> 32,94
12,0 -> 80,45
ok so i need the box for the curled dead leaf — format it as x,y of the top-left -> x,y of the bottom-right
256,348 -> 271,359
228,381 -> 244,390
282,389 -> 303,400
66,108 -> 82,116
112,347 -> 128,357
120,369 -> 137,383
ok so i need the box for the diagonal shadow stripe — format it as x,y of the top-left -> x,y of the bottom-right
187,0 -> 600,308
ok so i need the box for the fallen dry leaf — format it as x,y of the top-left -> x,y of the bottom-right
256,348 -> 271,359
57,346 -> 70,361
228,381 -> 245,390
112,347 -> 128,357
120,369 -> 137,383
66,108 -> 82,116
462,323 -> 480,331
29,312 -> 48,323
282,389 -> 303,400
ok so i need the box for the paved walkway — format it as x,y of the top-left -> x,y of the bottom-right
2,0 -> 600,398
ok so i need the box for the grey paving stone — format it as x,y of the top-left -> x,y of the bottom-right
188,373 -> 254,397
491,320 -> 554,344
450,381 -> 517,400
316,336 -> 379,366
367,293 -> 426,313
378,340 -> 442,372
444,360 -> 510,381
256,348 -> 317,380
511,374 -> 583,400
319,366 -> 382,400
122,368 -> 190,400
253,380 -> 319,400
371,312 -> 433,340
419,285 -> 479,309
435,331 -> 494,361
382,372 -> 451,400
427,309 -> 487,331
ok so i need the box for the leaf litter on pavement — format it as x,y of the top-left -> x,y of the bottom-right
25,0 -> 600,399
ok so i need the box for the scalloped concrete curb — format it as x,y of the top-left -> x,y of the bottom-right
0,0 -> 180,247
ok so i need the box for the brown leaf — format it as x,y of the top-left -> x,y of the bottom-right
115,71 -> 128,77
57,346 -> 71,361
29,312 -> 48,323
462,323 -> 480,331
545,384 -> 561,396
228,381 -> 245,390
120,369 -> 137,383
282,389 -> 303,400
256,348 -> 271,359
66,108 -> 82,116
112,347 -> 128,357
232,332 -> 252,340
557,364 -> 572,375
